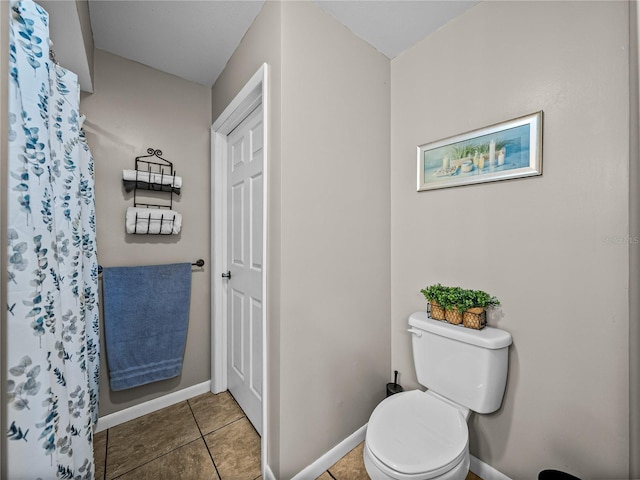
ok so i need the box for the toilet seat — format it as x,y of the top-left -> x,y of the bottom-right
366,390 -> 469,479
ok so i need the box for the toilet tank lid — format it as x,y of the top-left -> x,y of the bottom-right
409,312 -> 512,349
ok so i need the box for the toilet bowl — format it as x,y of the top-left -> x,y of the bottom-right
363,312 -> 512,480
364,390 -> 470,480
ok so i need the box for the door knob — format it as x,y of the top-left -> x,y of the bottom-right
222,271 -> 231,279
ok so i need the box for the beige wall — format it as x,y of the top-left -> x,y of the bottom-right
630,2 -> 640,477
278,2 -> 390,477
391,2 -> 630,479
211,1 -> 391,477
81,49 -> 212,415
75,0 -> 94,90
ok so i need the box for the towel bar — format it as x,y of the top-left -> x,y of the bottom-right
98,259 -> 204,275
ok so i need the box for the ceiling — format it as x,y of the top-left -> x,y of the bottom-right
314,1 -> 478,59
88,0 -> 265,88
55,0 -> 480,89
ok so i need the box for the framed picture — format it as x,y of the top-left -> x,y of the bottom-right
417,111 -> 543,191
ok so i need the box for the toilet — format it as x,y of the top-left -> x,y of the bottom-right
364,311 -> 512,480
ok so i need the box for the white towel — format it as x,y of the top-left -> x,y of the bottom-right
126,207 -> 182,235
123,169 -> 182,189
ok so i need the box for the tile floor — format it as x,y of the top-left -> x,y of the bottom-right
94,390 -> 483,480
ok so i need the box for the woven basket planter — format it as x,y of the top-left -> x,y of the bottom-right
444,308 -> 463,325
462,307 -> 486,330
429,302 -> 446,321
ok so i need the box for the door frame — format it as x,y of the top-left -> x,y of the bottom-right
210,63 -> 269,475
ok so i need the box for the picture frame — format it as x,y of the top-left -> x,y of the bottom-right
417,111 -> 543,191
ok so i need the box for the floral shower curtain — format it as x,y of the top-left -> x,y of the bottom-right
7,1 -> 100,478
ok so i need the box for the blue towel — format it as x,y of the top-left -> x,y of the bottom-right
102,263 -> 192,390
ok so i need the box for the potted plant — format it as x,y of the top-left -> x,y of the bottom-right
419,284 -> 447,321
440,286 -> 466,325
420,284 -> 500,329
460,289 -> 500,330
420,284 -> 466,323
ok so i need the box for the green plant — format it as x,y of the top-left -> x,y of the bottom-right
440,286 -> 466,311
447,138 -> 517,160
420,284 -> 500,312
447,143 -> 478,160
470,289 -> 500,308
420,284 -> 464,311
495,138 -> 517,153
420,283 -> 448,305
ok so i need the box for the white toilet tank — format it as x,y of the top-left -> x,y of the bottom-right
408,311 -> 512,414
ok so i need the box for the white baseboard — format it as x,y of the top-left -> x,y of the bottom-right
287,427 -> 511,480
95,380 -> 212,432
264,464 -> 276,480
291,424 -> 367,480
470,454 -> 512,480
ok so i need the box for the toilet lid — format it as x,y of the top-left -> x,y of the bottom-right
367,390 -> 468,477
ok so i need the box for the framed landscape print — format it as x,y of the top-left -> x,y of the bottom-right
417,111 -> 543,191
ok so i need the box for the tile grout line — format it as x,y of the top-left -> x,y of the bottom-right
191,392 -> 246,435
186,398 -> 206,438
187,397 -> 223,480
101,428 -> 108,480
103,392 -> 257,480
198,392 -> 259,480
218,392 -> 261,478
206,415 -> 247,435
226,391 -> 256,431
110,437 -> 205,480
107,400 -> 201,479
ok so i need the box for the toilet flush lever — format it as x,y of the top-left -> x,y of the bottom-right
407,328 -> 422,338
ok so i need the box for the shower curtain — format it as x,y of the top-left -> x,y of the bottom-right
7,1 -> 100,478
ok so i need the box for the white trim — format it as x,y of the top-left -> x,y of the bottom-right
211,65 -> 266,133
470,454 -> 512,480
95,381 -> 211,432
211,63 -> 269,479
210,129 -> 227,393
291,425 -> 367,480
285,426 -> 511,480
264,465 -> 276,480
261,65 -> 270,480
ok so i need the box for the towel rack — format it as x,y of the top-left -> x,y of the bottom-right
123,148 -> 183,236
132,209 -> 177,235
132,148 -> 177,210
98,259 -> 204,275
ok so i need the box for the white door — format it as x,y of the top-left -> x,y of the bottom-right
225,105 -> 263,435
